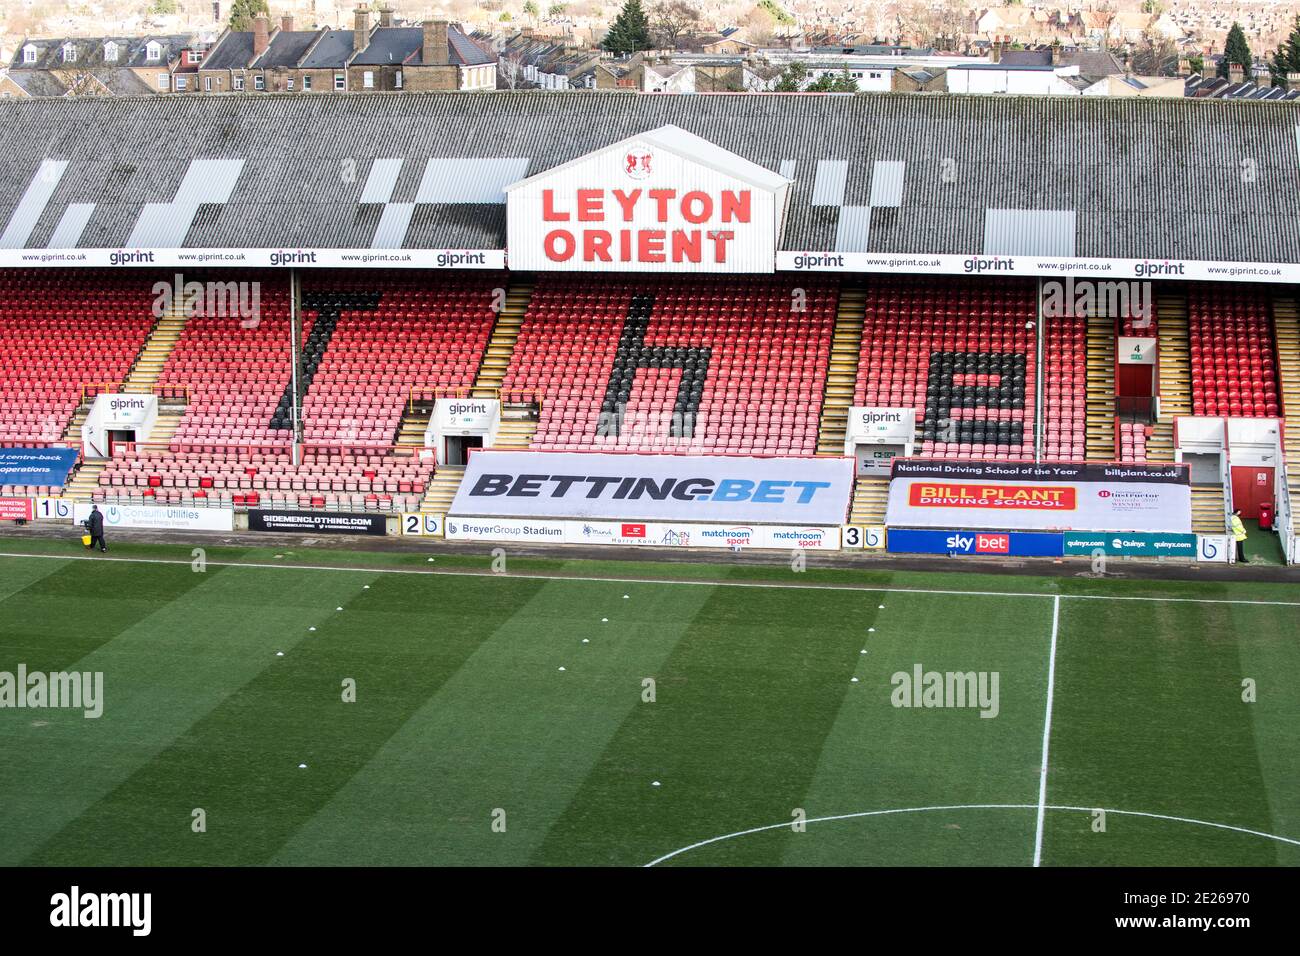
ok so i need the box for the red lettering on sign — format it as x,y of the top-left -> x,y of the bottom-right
542,190 -> 568,221
648,189 -> 675,222
681,191 -> 712,224
544,229 -> 575,261
584,230 -> 612,262
672,231 -> 702,263
721,191 -> 751,223
638,230 -> 666,263
611,189 -> 641,221
576,189 -> 602,222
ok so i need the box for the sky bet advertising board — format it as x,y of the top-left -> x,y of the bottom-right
449,451 -> 854,525
885,459 -> 1191,533
886,529 -> 1065,557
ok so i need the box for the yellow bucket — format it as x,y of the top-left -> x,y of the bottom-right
81,534 -> 92,547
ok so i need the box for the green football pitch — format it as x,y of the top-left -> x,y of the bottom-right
1,536 -> 1298,867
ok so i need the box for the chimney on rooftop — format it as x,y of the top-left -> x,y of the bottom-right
990,39 -> 1002,64
378,6 -> 394,28
1050,41 -> 1062,66
253,15 -> 271,57
281,14 -> 295,32
354,6 -> 371,55
423,19 -> 449,66
1228,62 -> 1243,84
1288,71 -> 1300,92
1200,58 -> 1215,80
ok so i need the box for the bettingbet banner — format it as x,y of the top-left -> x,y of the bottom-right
884,459 -> 1191,533
449,451 -> 855,525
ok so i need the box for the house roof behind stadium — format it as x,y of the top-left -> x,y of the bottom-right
2,91 -> 1299,263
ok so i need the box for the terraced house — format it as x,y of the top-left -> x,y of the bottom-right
196,7 -> 495,95
2,35 -> 194,97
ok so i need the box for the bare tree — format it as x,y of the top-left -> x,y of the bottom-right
498,49 -> 525,90
651,1 -> 703,50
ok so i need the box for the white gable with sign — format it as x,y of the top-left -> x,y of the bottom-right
505,125 -> 790,273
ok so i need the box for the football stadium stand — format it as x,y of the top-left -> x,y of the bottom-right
1,91 -> 1298,558
0,271 -> 155,446
502,274 -> 834,455
853,277 -> 1037,461
1188,286 -> 1280,418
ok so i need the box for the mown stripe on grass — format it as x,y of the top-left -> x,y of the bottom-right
531,577 -> 892,866
1040,598 -> 1299,866
12,563 -> 385,865
273,577 -> 713,865
773,590 -> 1055,867
0,556 -> 220,675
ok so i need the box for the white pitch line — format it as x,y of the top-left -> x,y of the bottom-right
644,803 -> 1300,866
1033,595 -> 1061,867
643,804 -> 1036,867
2,550 -> 1299,608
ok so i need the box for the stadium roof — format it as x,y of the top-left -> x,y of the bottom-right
1,91 -> 1299,268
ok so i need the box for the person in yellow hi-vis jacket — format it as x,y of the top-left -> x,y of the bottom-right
1230,508 -> 1248,563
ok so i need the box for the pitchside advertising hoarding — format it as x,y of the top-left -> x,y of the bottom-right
505,126 -> 788,274
247,510 -> 387,535
1061,532 -> 1197,557
0,497 -> 33,520
449,450 -> 854,525
443,517 -> 842,550
887,529 -> 1065,557
72,503 -> 233,531
885,459 -> 1191,533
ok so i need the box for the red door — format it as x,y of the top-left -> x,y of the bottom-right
1230,466 -> 1274,519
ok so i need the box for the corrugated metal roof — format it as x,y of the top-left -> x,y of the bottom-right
834,205 -> 872,252
811,160 -> 848,206
360,158 -> 403,204
868,160 -> 905,207
0,92 -> 1298,259
983,209 -> 1077,256
418,157 -> 529,203
372,202 -> 414,248
47,202 -> 94,247
173,159 -> 243,207
0,159 -> 65,248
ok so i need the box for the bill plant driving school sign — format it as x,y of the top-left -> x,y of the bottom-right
505,125 -> 790,273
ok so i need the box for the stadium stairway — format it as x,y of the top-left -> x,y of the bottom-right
848,477 -> 889,526
816,280 -> 866,455
122,305 -> 190,394
60,406 -> 90,443
493,413 -> 537,449
418,465 -> 464,514
62,460 -> 106,501
148,408 -> 185,446
1084,313 -> 1116,460
472,279 -> 534,398
1191,484 -> 1227,534
1148,289 -> 1191,462
1272,294 -> 1300,517
395,403 -> 432,448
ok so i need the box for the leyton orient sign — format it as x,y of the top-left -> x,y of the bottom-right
505,125 -> 789,273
